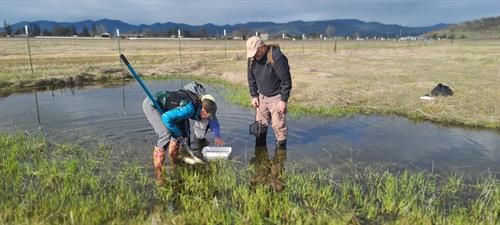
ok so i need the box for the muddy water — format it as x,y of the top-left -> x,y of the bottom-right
0,80 -> 499,176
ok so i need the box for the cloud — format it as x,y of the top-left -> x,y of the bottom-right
1,0 -> 499,26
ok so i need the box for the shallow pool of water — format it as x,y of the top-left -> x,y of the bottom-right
1,80 -> 499,176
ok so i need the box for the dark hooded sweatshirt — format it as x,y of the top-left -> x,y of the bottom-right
247,47 -> 292,102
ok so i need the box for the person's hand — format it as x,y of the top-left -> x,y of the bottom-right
251,97 -> 259,108
215,137 -> 225,146
278,101 -> 287,114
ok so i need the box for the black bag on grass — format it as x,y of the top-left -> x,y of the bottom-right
430,83 -> 453,97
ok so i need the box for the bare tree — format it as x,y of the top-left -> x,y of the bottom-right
96,24 -> 107,34
232,28 -> 251,39
3,21 -> 12,36
325,25 -> 335,38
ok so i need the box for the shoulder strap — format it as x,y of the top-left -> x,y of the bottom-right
266,44 -> 280,65
267,46 -> 274,65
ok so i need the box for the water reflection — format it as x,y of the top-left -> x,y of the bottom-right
34,90 -> 42,130
154,137 -> 209,186
1,80 -> 499,176
122,84 -> 127,117
250,137 -> 287,192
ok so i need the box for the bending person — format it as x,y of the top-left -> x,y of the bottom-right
143,82 -> 225,170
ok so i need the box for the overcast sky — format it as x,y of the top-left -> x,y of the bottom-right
1,0 -> 499,26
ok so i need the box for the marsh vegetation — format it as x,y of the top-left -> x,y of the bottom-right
0,133 -> 498,224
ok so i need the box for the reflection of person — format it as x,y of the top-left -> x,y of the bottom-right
143,82 -> 225,172
250,137 -> 287,192
246,36 -> 292,147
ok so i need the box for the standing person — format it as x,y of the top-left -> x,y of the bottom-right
246,36 -> 292,148
143,82 -> 225,170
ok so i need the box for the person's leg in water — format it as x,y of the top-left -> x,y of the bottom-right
143,98 -> 178,184
267,95 -> 288,147
143,99 -> 173,168
255,94 -> 271,146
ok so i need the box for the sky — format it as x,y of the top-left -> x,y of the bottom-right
1,0 -> 499,27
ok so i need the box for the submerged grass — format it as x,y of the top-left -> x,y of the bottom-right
1,133 -> 499,224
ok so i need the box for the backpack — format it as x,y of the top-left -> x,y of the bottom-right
182,81 -> 207,96
154,82 -> 206,112
430,83 -> 453,97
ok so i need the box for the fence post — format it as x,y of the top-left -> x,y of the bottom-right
25,25 -> 42,128
302,34 -> 305,55
319,34 -> 323,51
224,29 -> 227,60
116,28 -> 122,54
178,29 -> 182,64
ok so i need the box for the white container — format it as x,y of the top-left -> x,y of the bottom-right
202,146 -> 232,160
420,96 -> 435,101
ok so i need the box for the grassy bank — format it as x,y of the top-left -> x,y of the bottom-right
0,133 -> 499,224
1,38 -> 499,129
149,73 -> 500,130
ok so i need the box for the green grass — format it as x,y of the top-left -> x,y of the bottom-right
1,133 -> 499,224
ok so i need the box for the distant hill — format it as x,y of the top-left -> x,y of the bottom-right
429,16 -> 500,39
5,18 -> 450,38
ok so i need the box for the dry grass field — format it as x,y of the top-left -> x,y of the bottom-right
0,38 -> 499,129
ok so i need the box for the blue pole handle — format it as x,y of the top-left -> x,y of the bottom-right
120,54 -> 164,114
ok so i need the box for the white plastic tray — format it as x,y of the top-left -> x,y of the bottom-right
420,96 -> 435,101
202,146 -> 232,160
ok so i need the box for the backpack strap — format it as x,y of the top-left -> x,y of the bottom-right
266,44 -> 280,66
267,46 -> 274,65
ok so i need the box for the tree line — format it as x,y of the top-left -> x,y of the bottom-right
0,21 -> 213,38
1,21 -> 422,39
1,21 -> 111,37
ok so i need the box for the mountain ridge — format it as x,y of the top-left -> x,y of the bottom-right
5,18 -> 451,37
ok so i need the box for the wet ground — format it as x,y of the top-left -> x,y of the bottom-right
0,80 -> 499,176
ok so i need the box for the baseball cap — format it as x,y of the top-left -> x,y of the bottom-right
201,94 -> 218,121
246,36 -> 263,58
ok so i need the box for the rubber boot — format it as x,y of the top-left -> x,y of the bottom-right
168,140 -> 179,159
153,146 -> 166,169
154,166 -> 165,187
276,139 -> 287,149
